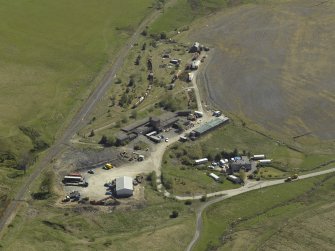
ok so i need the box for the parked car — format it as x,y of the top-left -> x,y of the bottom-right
165,138 -> 169,142
88,169 -> 94,174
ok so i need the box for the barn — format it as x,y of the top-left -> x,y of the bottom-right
115,176 -> 133,197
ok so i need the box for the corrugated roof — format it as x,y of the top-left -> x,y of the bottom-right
115,176 -> 133,191
194,117 -> 229,134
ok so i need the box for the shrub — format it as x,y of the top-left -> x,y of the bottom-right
170,210 -> 179,218
185,200 -> 192,205
148,171 -> 157,190
200,195 -> 207,202
161,173 -> 173,190
32,171 -> 54,200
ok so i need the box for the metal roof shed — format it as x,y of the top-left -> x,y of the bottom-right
115,176 -> 133,197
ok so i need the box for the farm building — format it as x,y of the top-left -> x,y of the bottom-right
230,156 -> 252,173
118,112 -> 179,143
116,132 -> 137,145
115,176 -> 133,197
150,112 -> 179,132
193,116 -> 229,136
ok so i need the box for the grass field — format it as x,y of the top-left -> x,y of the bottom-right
194,173 -> 335,250
0,182 -> 194,250
76,34 -> 198,143
149,0 -> 262,34
161,120 -> 335,195
0,0 -> 155,202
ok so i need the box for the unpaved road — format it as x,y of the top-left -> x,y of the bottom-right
0,0 -> 178,236
185,167 -> 335,251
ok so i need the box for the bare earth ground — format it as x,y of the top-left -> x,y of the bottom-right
190,0 -> 335,140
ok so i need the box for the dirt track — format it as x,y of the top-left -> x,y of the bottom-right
190,0 -> 335,140
186,167 -> 335,251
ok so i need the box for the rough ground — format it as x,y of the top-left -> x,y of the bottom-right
191,0 -> 335,140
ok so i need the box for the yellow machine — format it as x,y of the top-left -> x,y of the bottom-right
104,163 -> 113,170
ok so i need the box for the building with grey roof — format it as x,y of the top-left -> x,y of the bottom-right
193,116 -> 229,136
115,176 -> 133,197
229,156 -> 252,173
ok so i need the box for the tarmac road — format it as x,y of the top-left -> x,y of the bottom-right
0,0 -> 178,236
185,167 -> 335,251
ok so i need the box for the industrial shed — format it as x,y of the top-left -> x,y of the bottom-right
115,176 -> 133,197
193,116 -> 229,136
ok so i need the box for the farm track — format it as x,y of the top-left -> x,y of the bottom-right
185,167 -> 335,251
0,0 -> 178,236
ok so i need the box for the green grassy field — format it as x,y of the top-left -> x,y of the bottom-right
76,34 -> 198,143
194,173 -> 335,250
150,0 -> 268,34
0,0 -> 155,203
161,120 -> 335,194
0,182 -> 194,251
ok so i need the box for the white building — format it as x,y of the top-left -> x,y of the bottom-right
115,176 -> 133,197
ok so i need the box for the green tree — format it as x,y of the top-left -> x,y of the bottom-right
131,110 -> 137,119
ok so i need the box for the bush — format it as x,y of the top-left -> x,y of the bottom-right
200,195 -> 207,202
185,200 -> 192,205
148,171 -> 157,190
170,210 -> 179,218
99,135 -> 116,147
161,173 -> 173,190
32,171 -> 54,200
89,130 -> 95,137
160,32 -> 167,39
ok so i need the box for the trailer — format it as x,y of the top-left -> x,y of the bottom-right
194,158 -> 208,165
252,154 -> 266,160
188,72 -> 194,82
194,111 -> 203,118
258,159 -> 272,165
209,173 -> 220,181
63,176 -> 84,183
146,131 -> 157,137
227,175 -> 242,184
179,136 -> 188,142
